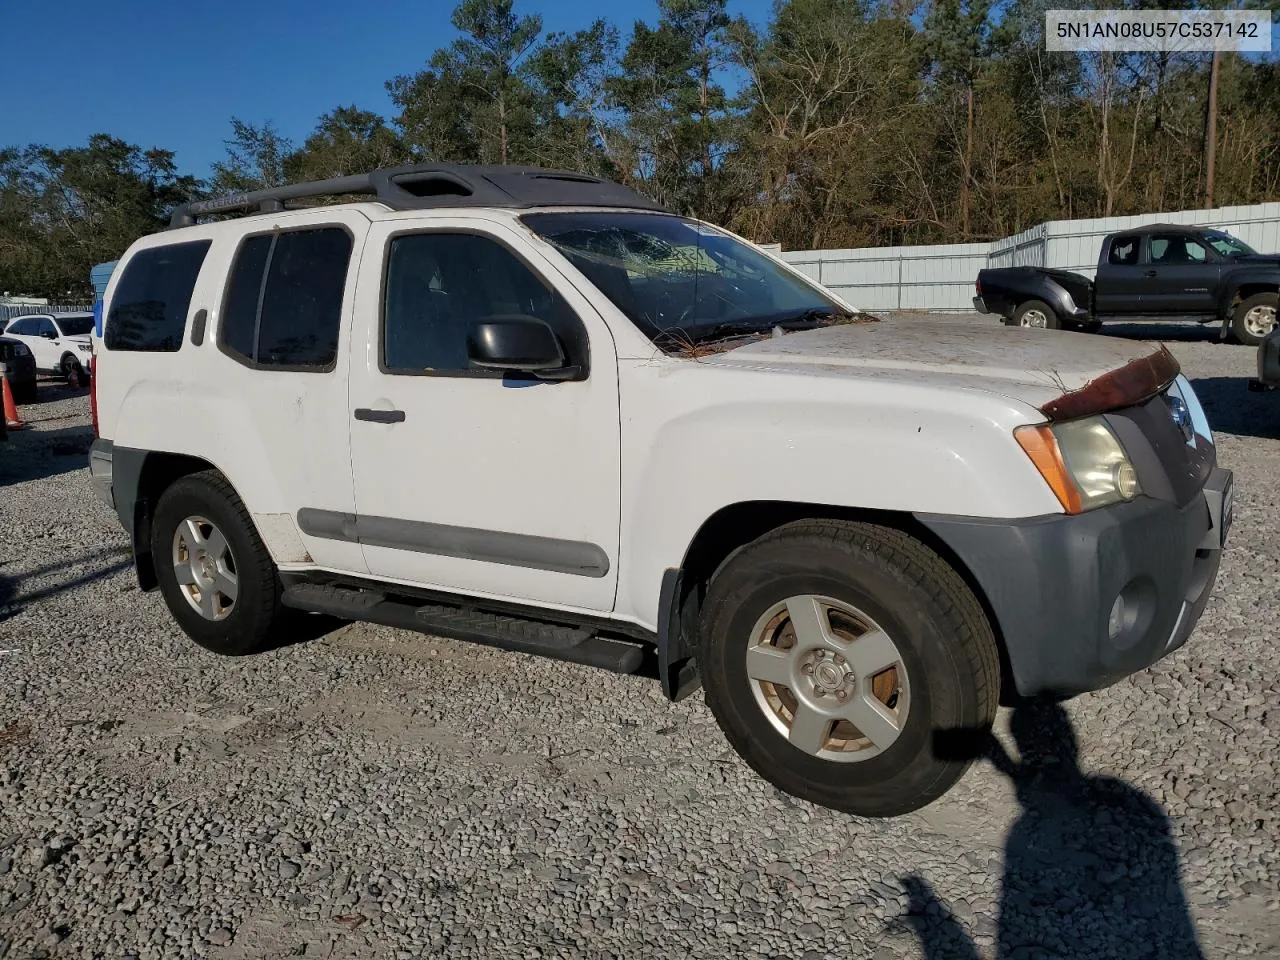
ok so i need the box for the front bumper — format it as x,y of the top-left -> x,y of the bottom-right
1249,329 -> 1280,391
89,438 -> 114,508
918,467 -> 1231,698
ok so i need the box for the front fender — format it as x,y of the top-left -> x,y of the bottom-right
615,365 -> 1063,627
1216,267 -> 1280,317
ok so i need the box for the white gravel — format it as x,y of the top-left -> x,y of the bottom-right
1,316 -> 1277,959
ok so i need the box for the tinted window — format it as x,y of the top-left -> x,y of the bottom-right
7,319 -> 33,336
219,227 -> 351,369
1150,234 -> 1209,264
1109,236 -> 1139,266
382,232 -> 583,374
55,316 -> 94,336
106,241 -> 211,352
220,236 -> 272,361
36,319 -> 56,337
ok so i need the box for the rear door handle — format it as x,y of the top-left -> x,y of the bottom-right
354,408 -> 406,423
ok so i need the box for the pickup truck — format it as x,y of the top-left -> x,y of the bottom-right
974,223 -> 1280,346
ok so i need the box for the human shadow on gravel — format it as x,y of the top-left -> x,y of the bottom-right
0,546 -> 133,622
892,699 -> 1205,960
0,424 -> 96,485
1187,376 -> 1280,440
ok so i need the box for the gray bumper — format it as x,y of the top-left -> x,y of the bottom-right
1249,330 -> 1280,391
89,438 -> 114,508
918,468 -> 1231,699
972,296 -> 990,314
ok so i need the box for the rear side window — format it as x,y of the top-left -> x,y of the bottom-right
219,227 -> 352,370
105,240 -> 211,351
1108,236 -> 1140,266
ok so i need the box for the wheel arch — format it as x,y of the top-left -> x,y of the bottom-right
115,449 -> 226,591
659,500 -> 1018,706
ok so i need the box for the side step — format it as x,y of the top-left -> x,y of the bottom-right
281,582 -> 646,675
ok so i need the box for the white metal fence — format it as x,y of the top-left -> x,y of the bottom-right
782,242 -> 990,311
782,201 -> 1280,311
0,304 -> 92,325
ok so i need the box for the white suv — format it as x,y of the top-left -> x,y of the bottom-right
3,312 -> 95,383
88,164 -> 1232,816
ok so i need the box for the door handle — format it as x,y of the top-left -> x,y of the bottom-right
1144,270 -> 1157,277
354,408 -> 406,423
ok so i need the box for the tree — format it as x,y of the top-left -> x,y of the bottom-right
922,0 -> 1002,237
288,107 -> 408,181
608,0 -> 738,217
0,135 -> 201,298
390,0 -> 544,165
389,0 -> 620,174
726,0 -> 925,248
210,118 -> 294,195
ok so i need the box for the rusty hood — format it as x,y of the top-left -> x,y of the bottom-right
700,319 -> 1179,420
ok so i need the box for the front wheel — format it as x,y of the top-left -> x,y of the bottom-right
698,520 -> 1000,817
1231,292 -> 1278,347
151,470 -> 288,655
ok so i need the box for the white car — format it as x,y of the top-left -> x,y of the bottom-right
2,312 -> 94,383
87,164 -> 1232,817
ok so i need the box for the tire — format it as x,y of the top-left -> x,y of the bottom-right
60,353 -> 84,386
1230,292 -> 1278,347
150,470 -> 287,656
1010,299 -> 1060,330
698,520 -> 1000,817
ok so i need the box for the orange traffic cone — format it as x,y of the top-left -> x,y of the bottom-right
1,373 -> 25,430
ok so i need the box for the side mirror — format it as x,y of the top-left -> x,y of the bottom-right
467,316 -> 578,380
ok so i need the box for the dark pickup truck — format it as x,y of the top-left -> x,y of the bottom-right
974,223 -> 1280,346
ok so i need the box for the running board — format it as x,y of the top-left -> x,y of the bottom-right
281,582 -> 647,675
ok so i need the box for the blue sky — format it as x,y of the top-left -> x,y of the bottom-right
2,0 -> 775,178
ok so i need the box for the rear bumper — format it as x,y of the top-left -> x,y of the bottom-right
89,438 -> 114,508
918,467 -> 1231,698
973,296 -> 991,314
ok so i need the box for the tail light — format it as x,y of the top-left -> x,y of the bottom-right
89,350 -> 99,437
975,277 -> 982,296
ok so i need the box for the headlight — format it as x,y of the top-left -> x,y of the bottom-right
13,343 -> 30,357
1015,415 -> 1141,513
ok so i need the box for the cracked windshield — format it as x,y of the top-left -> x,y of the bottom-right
523,211 -> 850,349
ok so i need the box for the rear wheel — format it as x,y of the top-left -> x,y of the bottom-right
1231,292 -> 1277,347
151,470 -> 288,655
698,520 -> 1000,817
60,353 -> 84,386
1007,299 -> 1060,330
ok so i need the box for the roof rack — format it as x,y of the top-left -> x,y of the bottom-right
169,163 -> 668,228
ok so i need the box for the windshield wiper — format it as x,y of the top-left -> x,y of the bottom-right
661,321 -> 775,345
763,308 -> 855,329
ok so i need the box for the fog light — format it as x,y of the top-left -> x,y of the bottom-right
1114,462 -> 1139,500
1108,594 -> 1126,641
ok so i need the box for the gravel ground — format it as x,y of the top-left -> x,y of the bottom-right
1,314 -> 1278,960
